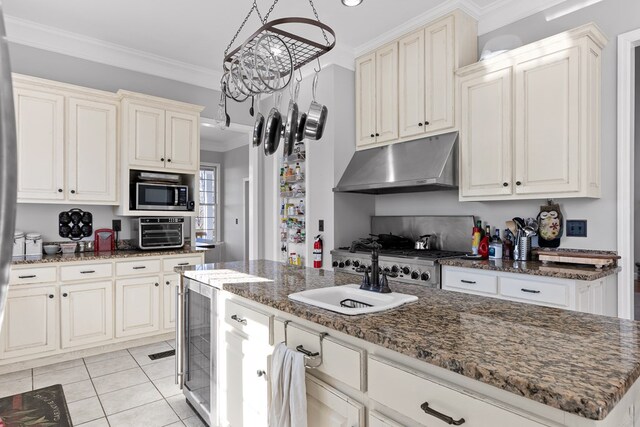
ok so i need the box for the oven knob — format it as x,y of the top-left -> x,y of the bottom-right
353,260 -> 360,268
345,260 -> 351,267
339,262 -> 345,268
421,272 -> 431,281
391,265 -> 400,273
411,271 -> 420,280
402,266 -> 411,275
332,261 -> 338,268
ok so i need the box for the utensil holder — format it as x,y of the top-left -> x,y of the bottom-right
515,236 -> 532,261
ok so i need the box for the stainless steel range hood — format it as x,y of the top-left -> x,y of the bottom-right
333,132 -> 458,194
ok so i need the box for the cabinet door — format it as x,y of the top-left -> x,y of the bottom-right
0,285 -> 57,358
127,103 -> 166,169
165,110 -> 198,172
425,16 -> 455,133
369,411 -> 403,427
60,280 -> 113,348
514,47 -> 580,195
306,375 -> 363,427
398,29 -> 425,139
67,98 -> 118,203
163,273 -> 179,330
14,88 -> 65,201
459,67 -> 513,198
355,53 -> 377,148
223,329 -> 269,427
375,43 -> 399,144
115,276 -> 161,338
576,283 -> 591,314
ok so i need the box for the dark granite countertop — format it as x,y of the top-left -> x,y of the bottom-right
11,246 -> 205,265
178,260 -> 640,421
439,258 -> 619,281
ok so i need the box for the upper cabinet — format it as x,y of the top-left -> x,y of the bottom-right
457,23 -> 606,201
120,91 -> 202,173
14,75 -> 119,205
356,10 -> 477,150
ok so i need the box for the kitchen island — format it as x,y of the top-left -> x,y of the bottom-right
179,260 -> 640,426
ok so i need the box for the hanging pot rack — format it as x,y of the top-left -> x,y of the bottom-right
220,0 -> 336,102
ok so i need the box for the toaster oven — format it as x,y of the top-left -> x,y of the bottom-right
134,217 -> 185,250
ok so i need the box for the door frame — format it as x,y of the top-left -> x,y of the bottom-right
243,177 -> 250,261
617,28 -> 640,319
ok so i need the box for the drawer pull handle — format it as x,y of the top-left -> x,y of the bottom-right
132,266 -> 146,270
80,270 -> 96,274
460,280 -> 476,284
18,275 -> 36,279
420,402 -> 465,425
231,314 -> 247,325
521,288 -> 541,294
177,262 -> 190,266
295,345 -> 320,358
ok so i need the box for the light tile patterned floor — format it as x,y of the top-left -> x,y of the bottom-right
0,340 -> 206,427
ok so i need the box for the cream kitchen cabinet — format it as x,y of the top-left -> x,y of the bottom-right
13,74 -> 119,204
457,23 -> 606,201
441,265 -> 618,316
306,375 -> 363,427
0,284 -> 57,359
60,280 -> 113,348
162,273 -> 179,330
114,276 -> 161,338
120,91 -> 202,173
357,10 -> 477,150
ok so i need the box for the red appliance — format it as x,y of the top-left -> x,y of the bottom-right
313,235 -> 323,269
94,229 -> 115,252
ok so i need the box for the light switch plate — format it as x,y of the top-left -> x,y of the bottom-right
566,220 -> 587,237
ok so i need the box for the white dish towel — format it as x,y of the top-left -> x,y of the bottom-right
268,342 -> 307,427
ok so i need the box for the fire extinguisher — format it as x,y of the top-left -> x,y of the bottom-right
313,235 -> 323,269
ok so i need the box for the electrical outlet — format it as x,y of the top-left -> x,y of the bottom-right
566,220 -> 587,237
319,220 -> 324,232
112,219 -> 121,232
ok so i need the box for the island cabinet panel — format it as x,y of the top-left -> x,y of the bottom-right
114,276 -> 161,337
368,356 -> 543,427
306,375 -> 363,427
0,285 -> 57,359
162,273 -> 179,330
60,280 -> 113,348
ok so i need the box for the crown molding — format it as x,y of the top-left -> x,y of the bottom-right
5,15 -> 223,90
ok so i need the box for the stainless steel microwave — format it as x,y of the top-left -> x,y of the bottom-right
134,182 -> 189,211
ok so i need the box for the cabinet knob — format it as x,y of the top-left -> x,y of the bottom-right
425,121 -> 430,126
257,370 -> 266,378
48,294 -> 54,299
370,134 -> 375,138
516,181 -> 522,186
155,283 -> 159,287
418,122 -> 423,127
503,182 -> 509,187
167,159 -> 172,163
70,190 -> 76,194
375,133 -> 380,137
161,158 -> 165,162
58,189 -> 63,193
62,293 -> 68,297
166,281 -> 170,285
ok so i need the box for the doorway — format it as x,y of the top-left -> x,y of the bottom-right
243,178 -> 250,261
635,46 -> 640,320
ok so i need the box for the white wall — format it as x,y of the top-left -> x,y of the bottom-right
375,0 -> 640,251
635,46 -> 640,268
222,145 -> 250,262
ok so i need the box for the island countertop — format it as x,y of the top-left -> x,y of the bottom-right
178,260 -> 640,421
439,257 -> 619,281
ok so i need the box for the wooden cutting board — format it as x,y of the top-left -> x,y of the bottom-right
533,250 -> 620,269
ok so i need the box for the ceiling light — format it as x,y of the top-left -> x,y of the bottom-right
341,0 -> 362,6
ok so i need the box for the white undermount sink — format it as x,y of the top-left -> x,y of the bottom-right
288,284 -> 418,315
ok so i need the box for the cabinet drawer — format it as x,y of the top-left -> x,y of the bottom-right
115,259 -> 161,277
224,299 -> 272,345
281,321 -> 363,391
60,263 -> 113,282
163,255 -> 202,272
10,266 -> 57,284
499,277 -> 569,307
368,356 -> 542,427
442,267 -> 498,295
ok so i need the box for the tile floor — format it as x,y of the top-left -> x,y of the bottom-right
0,340 -> 206,427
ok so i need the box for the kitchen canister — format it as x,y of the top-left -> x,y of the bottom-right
515,235 -> 532,261
25,232 -> 43,256
13,231 -> 25,256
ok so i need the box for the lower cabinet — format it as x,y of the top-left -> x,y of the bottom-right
306,375 -> 363,427
115,276 -> 161,338
0,284 -> 57,359
163,273 -> 179,330
368,411 -> 403,427
60,280 -> 113,348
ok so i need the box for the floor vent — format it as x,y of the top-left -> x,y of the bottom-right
148,349 -> 175,360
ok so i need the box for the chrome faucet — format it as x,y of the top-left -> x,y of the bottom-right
356,241 -> 396,293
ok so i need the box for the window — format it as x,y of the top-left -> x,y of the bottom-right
195,164 -> 219,244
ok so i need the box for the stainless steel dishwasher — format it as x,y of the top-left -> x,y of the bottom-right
176,275 -> 217,426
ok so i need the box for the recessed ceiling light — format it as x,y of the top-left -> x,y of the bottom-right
341,0 -> 362,6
